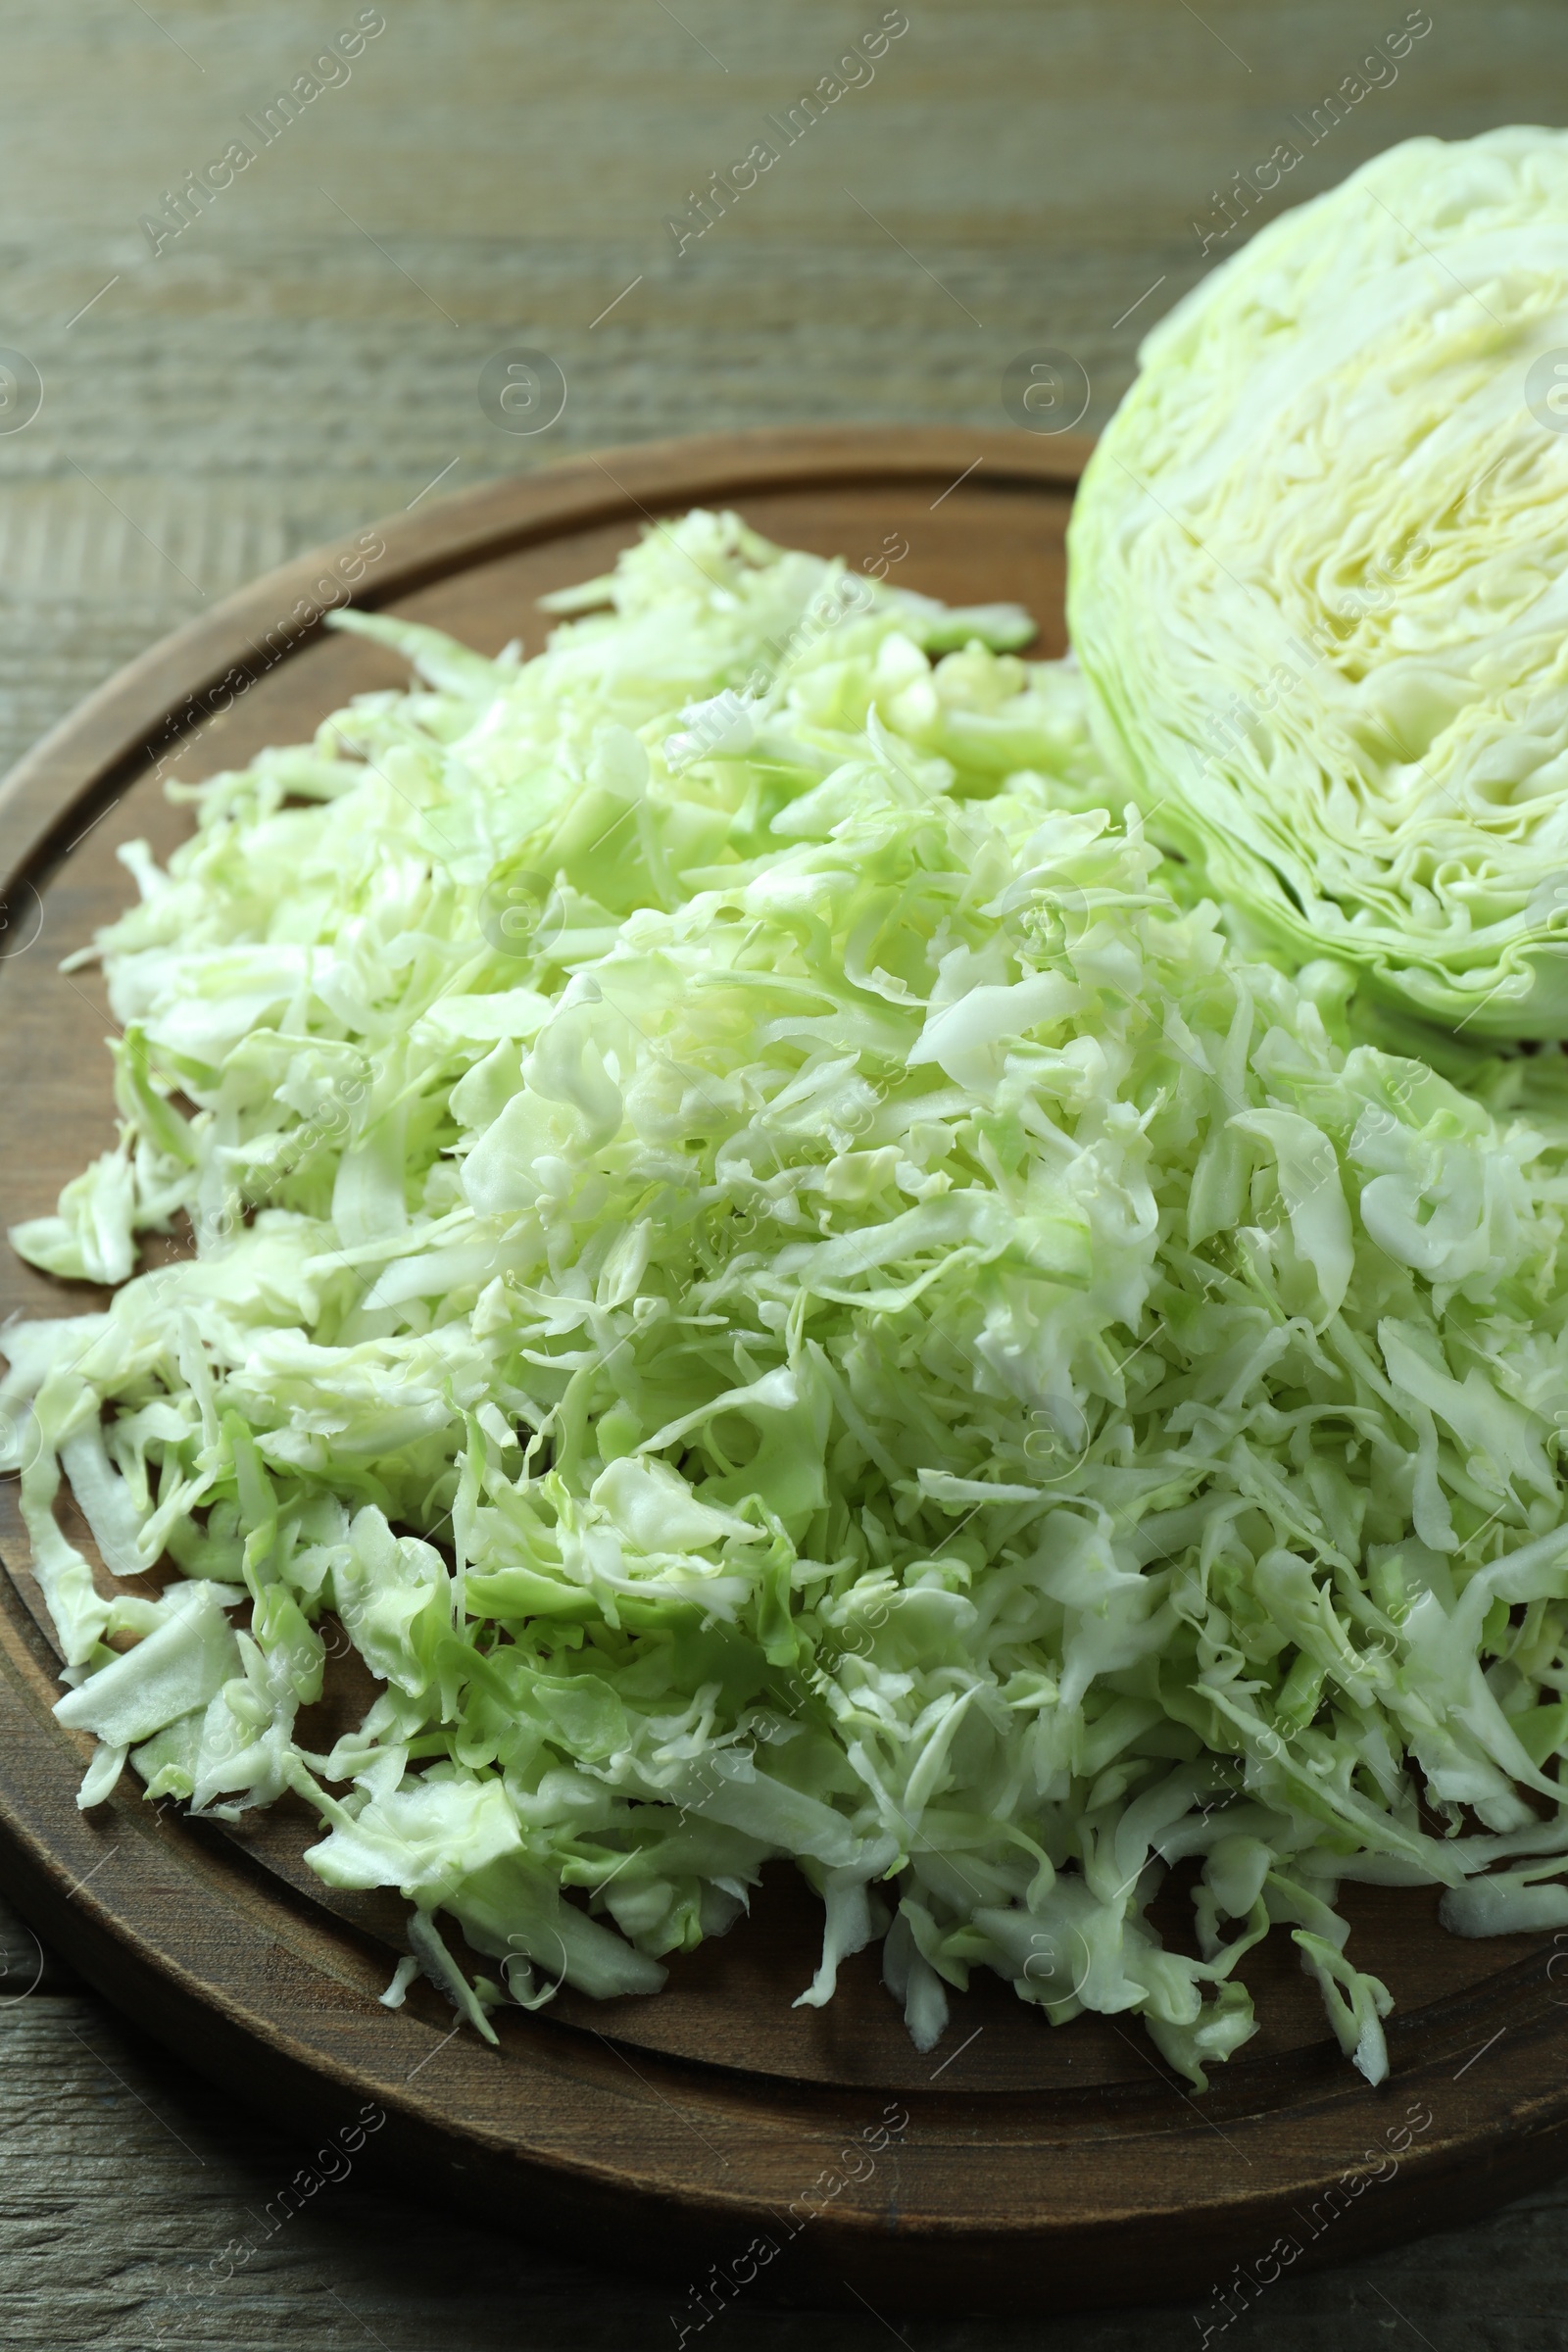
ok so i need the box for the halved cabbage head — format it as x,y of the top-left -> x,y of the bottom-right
1068,125 -> 1568,1042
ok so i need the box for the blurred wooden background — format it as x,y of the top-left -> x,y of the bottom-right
3,3 -> 1568,2346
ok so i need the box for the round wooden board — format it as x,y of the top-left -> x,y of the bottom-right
0,425 -> 1565,2319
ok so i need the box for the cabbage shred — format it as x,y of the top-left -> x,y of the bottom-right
9,511 -> 1568,2084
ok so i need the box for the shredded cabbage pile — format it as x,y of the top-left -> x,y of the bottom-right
1068,125 -> 1568,1043
10,509 -> 1568,2085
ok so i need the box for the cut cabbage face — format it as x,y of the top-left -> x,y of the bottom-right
1069,125 -> 1568,1042
9,509 -> 1568,2087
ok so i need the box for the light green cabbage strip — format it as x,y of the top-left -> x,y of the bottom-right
1068,125 -> 1568,1042
8,508 -> 1568,2086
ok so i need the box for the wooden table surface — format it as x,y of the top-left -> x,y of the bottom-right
3,5 -> 1568,2345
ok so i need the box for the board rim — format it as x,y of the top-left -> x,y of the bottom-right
0,423 -> 1565,2317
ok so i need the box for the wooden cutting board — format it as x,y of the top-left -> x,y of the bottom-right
0,426 -> 1564,2320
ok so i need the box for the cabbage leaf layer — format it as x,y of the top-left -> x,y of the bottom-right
1069,125 -> 1568,1041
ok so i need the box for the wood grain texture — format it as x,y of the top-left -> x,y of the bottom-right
0,1972 -> 1559,2352
3,429 -> 1568,2329
4,5 -> 1568,2346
